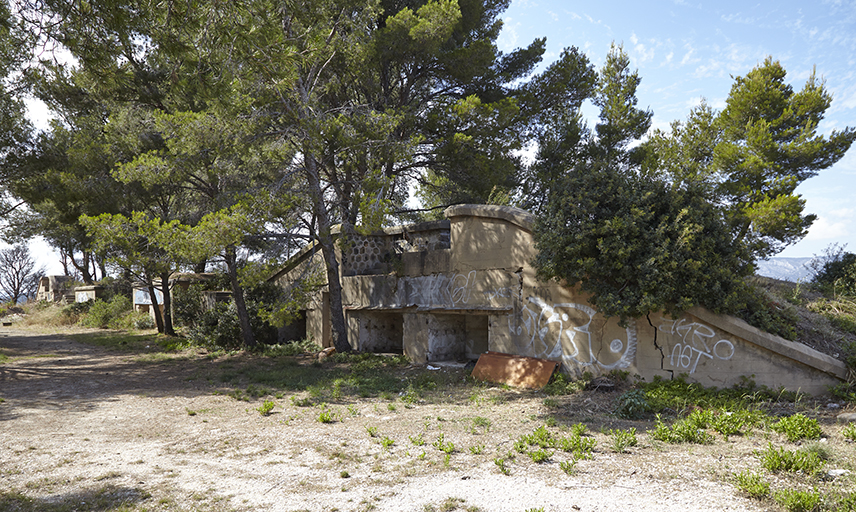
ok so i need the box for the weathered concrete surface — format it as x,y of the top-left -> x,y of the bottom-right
273,205 -> 848,395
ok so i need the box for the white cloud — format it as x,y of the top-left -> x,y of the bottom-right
680,45 -> 696,66
664,51 -> 674,65
498,17 -> 519,52
630,32 -> 639,45
805,215 -> 850,241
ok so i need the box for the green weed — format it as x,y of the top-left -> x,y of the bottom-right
559,459 -> 577,475
608,428 -> 638,453
772,488 -> 821,512
317,410 -> 334,423
366,426 -> 378,437
494,457 -> 510,475
527,448 -> 552,463
772,413 -> 823,442
469,444 -> 484,455
380,436 -> 394,451
734,471 -> 770,499
843,423 -> 856,441
433,433 -> 455,454
758,443 -> 826,475
257,400 -> 275,416
410,433 -> 425,446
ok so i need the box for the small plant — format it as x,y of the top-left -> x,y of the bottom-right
410,433 -> 425,446
494,457 -> 510,475
433,433 -> 455,454
380,436 -> 394,451
347,404 -> 360,416
773,488 -> 821,512
772,413 -> 823,442
257,400 -> 275,416
650,414 -> 714,444
387,402 -> 397,412
608,428 -> 638,453
570,423 -> 587,437
843,423 -> 856,441
527,448 -> 553,463
317,410 -> 334,423
290,396 -> 313,407
758,443 -> 826,475
469,444 -> 484,455
559,459 -> 577,475
734,471 -> 769,499
471,416 -> 491,432
366,426 -> 378,437
340,470 -> 350,478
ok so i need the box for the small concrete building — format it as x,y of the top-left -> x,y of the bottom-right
272,205 -> 848,394
73,285 -> 106,303
132,273 -> 219,323
36,275 -> 75,303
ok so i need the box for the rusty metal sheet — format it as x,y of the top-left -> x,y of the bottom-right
471,351 -> 559,389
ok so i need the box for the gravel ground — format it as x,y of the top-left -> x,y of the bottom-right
0,326 -> 817,511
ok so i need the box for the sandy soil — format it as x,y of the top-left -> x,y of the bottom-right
0,326 -> 833,511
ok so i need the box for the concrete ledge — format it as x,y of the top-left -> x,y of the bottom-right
444,204 -> 536,233
689,306 -> 849,380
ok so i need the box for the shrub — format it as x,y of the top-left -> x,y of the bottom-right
614,389 -> 652,419
736,283 -> 799,340
810,244 -> 856,296
80,296 -> 132,329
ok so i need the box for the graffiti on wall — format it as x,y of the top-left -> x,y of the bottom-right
408,270 -> 478,306
407,270 -> 638,372
511,297 -> 637,371
658,317 -> 735,373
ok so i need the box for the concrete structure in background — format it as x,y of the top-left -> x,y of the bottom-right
73,285 -> 106,303
132,274 -> 219,323
272,205 -> 848,394
36,275 -> 75,303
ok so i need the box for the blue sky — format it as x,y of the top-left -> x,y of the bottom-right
497,0 -> 856,258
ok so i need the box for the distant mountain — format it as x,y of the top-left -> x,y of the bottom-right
755,257 -> 814,283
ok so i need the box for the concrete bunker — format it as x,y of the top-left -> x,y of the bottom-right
272,204 -> 849,394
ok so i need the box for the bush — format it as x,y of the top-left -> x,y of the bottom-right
61,300 -> 93,324
183,276 -> 281,350
80,296 -> 132,329
811,244 -> 856,296
736,283 -> 799,340
614,389 -> 652,419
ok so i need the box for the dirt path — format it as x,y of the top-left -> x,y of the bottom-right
0,328 -> 774,511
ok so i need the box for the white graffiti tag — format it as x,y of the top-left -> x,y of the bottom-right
658,317 -> 735,373
511,297 -> 637,370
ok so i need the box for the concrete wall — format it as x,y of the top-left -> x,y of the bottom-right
274,205 -> 849,394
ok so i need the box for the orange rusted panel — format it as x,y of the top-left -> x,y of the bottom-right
471,351 -> 559,389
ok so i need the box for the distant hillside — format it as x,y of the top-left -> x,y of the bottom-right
755,257 -> 814,283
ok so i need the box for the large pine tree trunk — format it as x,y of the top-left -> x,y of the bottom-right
304,155 -> 351,354
158,270 -> 176,336
145,278 -> 165,334
224,245 -> 256,349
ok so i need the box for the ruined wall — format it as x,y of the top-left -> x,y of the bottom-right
274,205 -> 848,394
